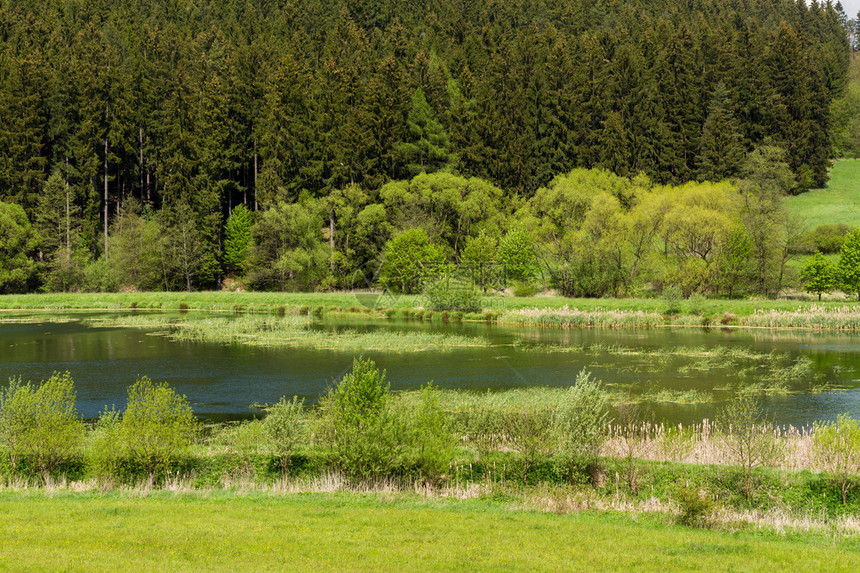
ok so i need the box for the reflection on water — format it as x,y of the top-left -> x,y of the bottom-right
1,312 -> 859,426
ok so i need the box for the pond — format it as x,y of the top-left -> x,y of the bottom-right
1,312 -> 859,426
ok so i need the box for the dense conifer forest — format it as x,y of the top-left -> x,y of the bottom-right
0,0 -> 851,294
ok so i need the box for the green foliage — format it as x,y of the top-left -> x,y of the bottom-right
395,382 -> 456,483
247,199 -> 331,291
0,372 -> 84,481
380,228 -> 446,294
264,396 -> 306,475
801,252 -> 837,300
719,394 -> 784,500
0,201 -> 39,293
838,229 -> 860,300
798,224 -> 853,255
422,277 -> 483,312
223,204 -> 254,277
85,407 -> 123,482
460,233 -> 499,292
552,371 -> 609,480
121,377 -> 199,482
497,226 -> 538,284
674,485 -> 715,528
396,88 -> 454,176
812,413 -> 860,506
319,357 -> 397,480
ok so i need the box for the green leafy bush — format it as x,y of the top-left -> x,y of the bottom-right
121,377 -> 199,483
380,228 -> 446,294
85,407 -> 124,482
0,372 -> 84,482
395,383 -> 456,484
552,370 -> 609,482
318,357 -> 398,480
812,413 -> 860,506
264,397 -> 306,476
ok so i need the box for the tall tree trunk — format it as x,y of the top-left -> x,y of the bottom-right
253,138 -> 258,211
104,135 -> 109,257
139,127 -> 144,200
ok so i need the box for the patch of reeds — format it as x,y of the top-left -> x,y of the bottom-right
85,314 -> 489,352
501,305 -> 666,328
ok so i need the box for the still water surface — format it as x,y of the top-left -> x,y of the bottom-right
2,312 -> 859,426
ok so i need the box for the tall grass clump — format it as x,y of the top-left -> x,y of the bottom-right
502,306 -> 665,328
0,372 -> 84,483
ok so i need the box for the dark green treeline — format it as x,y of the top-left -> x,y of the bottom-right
0,0 -> 849,290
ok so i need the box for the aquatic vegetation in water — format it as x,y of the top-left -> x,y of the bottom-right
85,314 -> 489,353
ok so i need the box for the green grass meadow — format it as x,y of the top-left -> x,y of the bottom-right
787,159 -> 860,229
0,492 -> 857,572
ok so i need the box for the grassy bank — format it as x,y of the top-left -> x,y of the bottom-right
1,491 -> 856,572
4,292 -> 860,330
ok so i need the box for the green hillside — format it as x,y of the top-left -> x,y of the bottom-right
787,160 -> 860,228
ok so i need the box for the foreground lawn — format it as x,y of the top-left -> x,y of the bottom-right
0,492 -> 858,572
787,159 -> 860,228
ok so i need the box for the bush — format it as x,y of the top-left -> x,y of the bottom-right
85,407 -> 124,482
797,223 -> 853,255
422,277 -> 483,312
318,357 -> 398,480
395,383 -> 456,484
662,285 -> 683,315
380,228 -> 446,294
718,394 -> 784,500
0,372 -> 84,482
553,370 -> 609,482
121,377 -> 199,483
511,281 -> 537,297
264,397 -> 306,476
812,413 -> 860,506
674,485 -> 715,528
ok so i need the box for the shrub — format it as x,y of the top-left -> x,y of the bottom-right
395,383 -> 456,484
674,485 -> 715,528
318,357 -> 398,480
503,407 -> 555,484
511,281 -> 537,297
553,370 -> 609,482
496,226 -> 538,284
265,397 -> 307,476
0,372 -> 84,482
121,377 -> 199,483
380,228 -> 447,294
662,285 -> 683,315
422,277 -> 483,312
718,394 -> 784,500
216,419 -> 267,478
812,413 -> 860,506
85,407 -> 124,482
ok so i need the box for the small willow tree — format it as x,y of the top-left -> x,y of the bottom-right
121,377 -> 198,484
0,372 -> 84,482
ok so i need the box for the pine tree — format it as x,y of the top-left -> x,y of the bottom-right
395,88 -> 454,177
696,82 -> 745,181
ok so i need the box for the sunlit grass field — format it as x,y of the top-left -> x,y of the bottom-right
0,491 -> 857,572
787,159 -> 860,229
